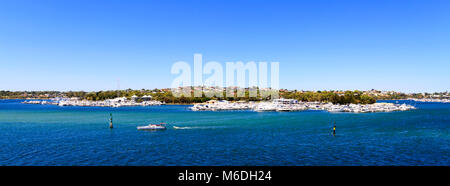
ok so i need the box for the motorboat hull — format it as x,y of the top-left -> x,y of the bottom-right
137,125 -> 167,130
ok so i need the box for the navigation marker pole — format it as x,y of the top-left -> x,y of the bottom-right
109,113 -> 114,129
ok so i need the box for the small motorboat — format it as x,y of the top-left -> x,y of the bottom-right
137,123 -> 167,130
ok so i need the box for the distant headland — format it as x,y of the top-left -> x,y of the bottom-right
1,88 -> 449,105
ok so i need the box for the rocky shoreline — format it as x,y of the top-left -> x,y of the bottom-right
190,99 -> 416,113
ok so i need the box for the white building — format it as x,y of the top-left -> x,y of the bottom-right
272,98 -> 298,105
142,95 -> 152,101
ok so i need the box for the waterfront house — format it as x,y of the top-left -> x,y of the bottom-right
142,95 -> 152,101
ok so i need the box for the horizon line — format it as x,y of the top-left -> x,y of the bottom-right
0,88 -> 448,94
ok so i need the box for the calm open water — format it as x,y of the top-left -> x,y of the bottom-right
0,99 -> 448,166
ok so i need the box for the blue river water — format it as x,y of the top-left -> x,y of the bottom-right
0,99 -> 448,166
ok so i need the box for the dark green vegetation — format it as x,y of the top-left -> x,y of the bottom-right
281,90 -> 377,104
1,89 -> 448,105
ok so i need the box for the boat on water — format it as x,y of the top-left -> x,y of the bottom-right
137,123 -> 167,130
276,104 -> 295,112
254,103 -> 276,112
254,106 -> 276,112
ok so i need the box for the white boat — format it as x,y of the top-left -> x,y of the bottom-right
329,105 -> 344,112
137,123 -> 167,130
276,105 -> 292,112
254,105 -> 276,112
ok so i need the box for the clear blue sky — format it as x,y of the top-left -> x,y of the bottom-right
0,0 -> 449,93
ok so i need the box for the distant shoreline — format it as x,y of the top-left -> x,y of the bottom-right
0,98 -> 429,102
3,98 -> 194,106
